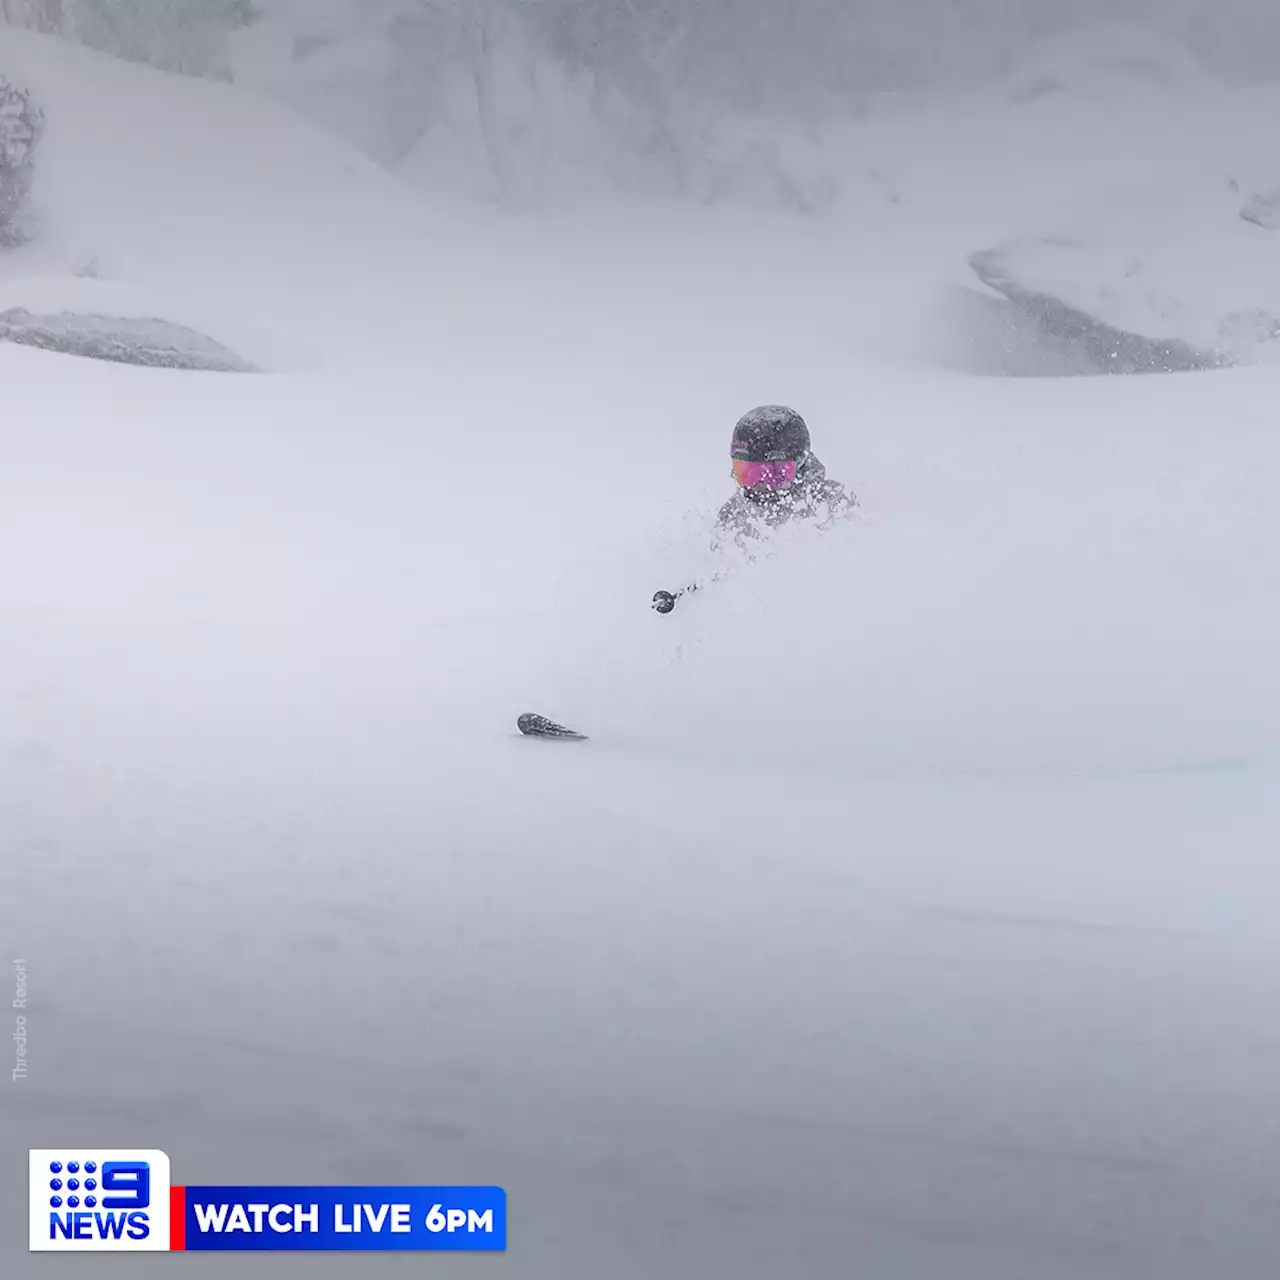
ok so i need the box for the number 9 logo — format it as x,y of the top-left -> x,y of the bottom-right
100,1162 -> 150,1209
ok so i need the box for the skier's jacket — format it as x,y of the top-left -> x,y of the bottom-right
715,453 -> 856,545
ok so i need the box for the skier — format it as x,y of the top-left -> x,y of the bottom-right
653,405 -> 855,613
532,405 -> 856,731
716,404 -> 855,544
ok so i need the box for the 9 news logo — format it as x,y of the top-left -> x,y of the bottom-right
29,1150 -> 171,1252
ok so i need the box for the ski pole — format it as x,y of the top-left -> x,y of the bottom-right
651,572 -> 726,614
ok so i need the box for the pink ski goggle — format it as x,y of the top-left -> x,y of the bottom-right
732,458 -> 797,490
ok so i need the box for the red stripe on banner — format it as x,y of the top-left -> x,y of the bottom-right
170,1186 -> 186,1251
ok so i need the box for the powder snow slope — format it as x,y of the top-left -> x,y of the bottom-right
0,24 -> 442,369
2,26 -> 1280,1280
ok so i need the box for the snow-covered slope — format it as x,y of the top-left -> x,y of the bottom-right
0,25 -> 439,368
2,27 -> 1280,1280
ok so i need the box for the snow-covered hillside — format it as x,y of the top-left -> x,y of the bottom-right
0,25 -> 439,369
2,26 -> 1280,1280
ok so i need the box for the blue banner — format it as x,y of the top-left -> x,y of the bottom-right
178,1186 -> 505,1251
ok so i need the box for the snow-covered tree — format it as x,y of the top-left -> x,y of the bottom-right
21,0 -> 1280,208
0,74 -> 42,246
0,0 -> 258,78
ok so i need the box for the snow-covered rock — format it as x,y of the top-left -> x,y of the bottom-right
1240,184 -> 1280,231
0,275 -> 294,370
969,241 -> 1227,375
971,174 -> 1280,371
0,306 -> 254,370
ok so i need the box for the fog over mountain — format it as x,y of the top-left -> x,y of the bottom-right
10,2 -> 1280,201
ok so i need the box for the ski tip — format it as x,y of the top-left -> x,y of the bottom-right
517,712 -> 589,741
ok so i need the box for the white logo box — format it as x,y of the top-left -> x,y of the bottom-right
29,1149 -> 171,1252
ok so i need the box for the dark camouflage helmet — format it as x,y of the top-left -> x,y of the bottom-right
730,405 -> 811,462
